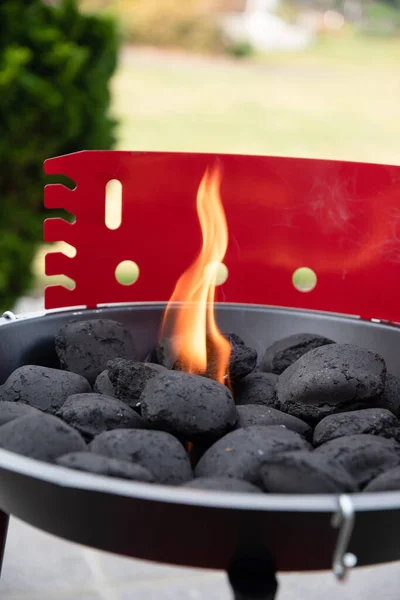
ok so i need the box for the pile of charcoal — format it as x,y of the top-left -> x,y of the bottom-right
1,318 -> 400,494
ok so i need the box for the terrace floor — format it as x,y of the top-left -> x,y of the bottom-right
1,517 -> 400,600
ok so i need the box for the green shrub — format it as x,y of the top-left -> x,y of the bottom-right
226,40 -> 254,58
0,0 -> 119,311
360,2 -> 400,36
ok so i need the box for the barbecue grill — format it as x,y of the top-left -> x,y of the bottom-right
1,150 -> 400,599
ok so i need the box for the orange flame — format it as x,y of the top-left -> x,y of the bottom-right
160,163 -> 231,383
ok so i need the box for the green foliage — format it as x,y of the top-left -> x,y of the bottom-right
226,40 -> 254,58
0,0 -> 119,310
360,1 -> 400,37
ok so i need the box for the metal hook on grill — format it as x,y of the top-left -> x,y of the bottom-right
1,311 -> 17,321
331,495 -> 357,582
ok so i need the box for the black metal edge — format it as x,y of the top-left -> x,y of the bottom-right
5,300 -> 400,329
0,433 -> 399,516
0,447 -> 339,512
0,301 -> 375,327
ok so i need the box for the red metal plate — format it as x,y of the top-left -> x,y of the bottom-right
44,151 -> 400,322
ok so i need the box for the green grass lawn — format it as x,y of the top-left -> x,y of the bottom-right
113,36 -> 400,164
35,35 -> 400,294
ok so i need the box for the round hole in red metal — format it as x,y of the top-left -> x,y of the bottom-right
292,267 -> 317,293
115,261 -> 139,286
203,262 -> 228,286
215,262 -> 229,286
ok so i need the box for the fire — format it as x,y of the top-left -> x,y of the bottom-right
160,163 -> 231,384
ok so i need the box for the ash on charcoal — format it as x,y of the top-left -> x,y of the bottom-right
183,477 -> 262,493
259,333 -> 335,375
276,344 -> 387,423
140,371 -> 237,442
90,429 -> 192,485
56,452 -> 155,482
55,319 -> 137,385
315,434 -> 400,487
0,401 -> 42,426
0,413 -> 86,462
107,359 -> 167,410
156,332 -> 257,382
380,374 -> 400,416
313,408 -> 400,446
93,370 -> 115,397
364,466 -> 400,492
195,425 -> 311,485
0,365 -> 91,415
260,451 -> 358,494
236,405 -> 311,439
56,393 -> 144,442
234,372 -> 278,407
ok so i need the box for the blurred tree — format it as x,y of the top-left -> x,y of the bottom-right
0,0 -> 119,310
115,0 -> 227,53
361,0 -> 400,33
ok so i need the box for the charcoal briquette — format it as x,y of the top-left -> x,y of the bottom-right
56,451 -> 155,482
276,344 -> 387,423
234,372 -> 279,407
0,413 -> 86,462
223,333 -> 257,381
195,425 -> 311,485
93,370 -> 115,397
236,405 -> 311,439
183,476 -> 262,493
313,408 -> 400,446
144,348 -> 160,364
0,365 -> 91,414
155,335 -> 185,370
140,371 -> 237,442
0,401 -> 42,426
380,374 -> 400,416
56,393 -> 144,441
107,359 -> 167,409
156,332 -> 257,382
90,429 -> 192,485
364,466 -> 400,492
260,451 -> 358,493
259,332 -> 335,375
55,319 -> 137,384
315,434 -> 400,487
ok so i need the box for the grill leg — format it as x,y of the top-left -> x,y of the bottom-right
0,511 -> 9,577
227,552 -> 278,600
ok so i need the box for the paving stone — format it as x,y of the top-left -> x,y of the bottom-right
0,518 -> 94,596
94,551 -> 205,584
114,573 -> 229,600
280,564 -> 400,600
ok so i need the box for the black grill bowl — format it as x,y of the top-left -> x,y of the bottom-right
0,303 -> 400,573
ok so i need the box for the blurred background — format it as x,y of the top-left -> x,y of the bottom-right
1,0 -> 400,311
